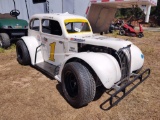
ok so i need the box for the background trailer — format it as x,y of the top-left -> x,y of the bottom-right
0,0 -> 157,33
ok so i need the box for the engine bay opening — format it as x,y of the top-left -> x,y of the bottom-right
78,43 -> 120,64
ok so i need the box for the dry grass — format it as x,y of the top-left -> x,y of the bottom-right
0,31 -> 159,120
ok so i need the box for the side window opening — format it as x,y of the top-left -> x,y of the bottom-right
42,19 -> 62,36
42,19 -> 50,34
29,18 -> 39,31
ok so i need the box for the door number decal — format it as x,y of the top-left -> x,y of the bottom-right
49,42 -> 56,61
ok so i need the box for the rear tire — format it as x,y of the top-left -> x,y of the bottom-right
109,29 -> 113,33
62,62 -> 96,108
0,33 -> 10,49
16,40 -> 30,65
119,29 -> 125,36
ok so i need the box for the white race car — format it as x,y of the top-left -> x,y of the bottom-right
16,13 -> 150,109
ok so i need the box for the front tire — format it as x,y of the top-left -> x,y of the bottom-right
0,33 -> 10,49
16,40 -> 30,65
62,62 -> 96,108
138,33 -> 144,38
119,29 -> 125,36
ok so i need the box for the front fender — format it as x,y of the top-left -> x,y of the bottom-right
130,44 -> 144,72
21,36 -> 44,65
57,52 -> 121,89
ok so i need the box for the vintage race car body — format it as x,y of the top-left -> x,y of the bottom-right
16,13 -> 150,108
23,13 -> 144,89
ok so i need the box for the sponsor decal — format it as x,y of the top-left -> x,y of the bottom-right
59,41 -> 63,44
42,37 -> 48,46
141,54 -> 144,59
70,38 -> 85,42
69,47 -> 77,52
37,35 -> 40,41
44,37 -> 48,42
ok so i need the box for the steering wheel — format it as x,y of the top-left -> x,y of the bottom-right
10,9 -> 20,18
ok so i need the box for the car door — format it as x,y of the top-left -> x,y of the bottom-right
40,19 -> 66,66
28,18 -> 41,42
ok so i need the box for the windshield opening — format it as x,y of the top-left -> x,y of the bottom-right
64,19 -> 91,34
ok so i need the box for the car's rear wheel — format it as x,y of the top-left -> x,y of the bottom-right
119,29 -> 125,36
16,40 -> 30,65
0,33 -> 10,49
62,62 -> 96,108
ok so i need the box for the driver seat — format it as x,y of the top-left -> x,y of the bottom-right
0,13 -> 16,19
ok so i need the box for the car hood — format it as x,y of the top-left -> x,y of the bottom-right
69,34 -> 133,51
0,19 -> 28,28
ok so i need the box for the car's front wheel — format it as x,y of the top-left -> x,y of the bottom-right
62,62 -> 96,108
0,33 -> 10,49
16,40 -> 30,65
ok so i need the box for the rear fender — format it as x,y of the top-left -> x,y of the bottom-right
57,52 -> 121,89
21,36 -> 44,65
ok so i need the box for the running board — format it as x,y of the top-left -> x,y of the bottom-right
35,62 -> 59,78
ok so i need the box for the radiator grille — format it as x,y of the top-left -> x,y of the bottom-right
117,45 -> 131,81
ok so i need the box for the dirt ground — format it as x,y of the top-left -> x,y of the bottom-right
0,31 -> 160,120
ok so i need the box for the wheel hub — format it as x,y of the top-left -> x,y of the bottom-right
65,72 -> 78,98
0,37 -> 3,47
0,40 -> 2,47
70,80 -> 77,91
17,47 -> 23,59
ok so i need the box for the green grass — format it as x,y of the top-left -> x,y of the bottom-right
107,31 -> 119,38
9,44 -> 16,50
0,44 -> 16,53
0,47 -> 4,53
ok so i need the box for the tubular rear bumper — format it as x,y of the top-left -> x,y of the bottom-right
100,68 -> 151,110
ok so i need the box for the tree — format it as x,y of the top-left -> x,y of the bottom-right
116,0 -> 160,25
155,0 -> 160,25
151,0 -> 160,25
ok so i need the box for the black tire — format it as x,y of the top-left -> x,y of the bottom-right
62,62 -> 96,108
138,33 -> 144,38
119,29 -> 125,36
16,40 -> 30,65
0,33 -> 10,49
109,29 -> 113,33
109,26 -> 114,33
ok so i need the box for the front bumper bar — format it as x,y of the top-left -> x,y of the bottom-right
100,68 -> 151,110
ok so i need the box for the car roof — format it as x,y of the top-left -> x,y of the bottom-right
31,13 -> 87,21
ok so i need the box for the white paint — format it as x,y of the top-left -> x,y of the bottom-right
130,44 -> 144,72
21,36 -> 44,65
59,52 -> 121,89
24,13 -> 145,89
